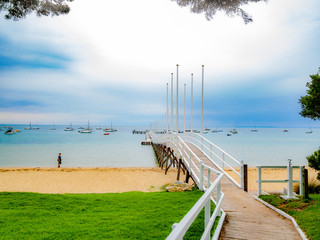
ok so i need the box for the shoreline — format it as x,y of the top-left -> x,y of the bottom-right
0,167 -> 318,194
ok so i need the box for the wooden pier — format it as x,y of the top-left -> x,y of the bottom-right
148,131 -> 302,240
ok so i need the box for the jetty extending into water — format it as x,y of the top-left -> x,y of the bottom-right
147,130 -> 304,240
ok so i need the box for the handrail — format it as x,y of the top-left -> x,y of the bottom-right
166,173 -> 224,240
183,133 -> 243,189
150,130 -> 227,239
194,133 -> 240,164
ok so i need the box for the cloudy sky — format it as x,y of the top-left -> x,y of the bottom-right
0,0 -> 320,127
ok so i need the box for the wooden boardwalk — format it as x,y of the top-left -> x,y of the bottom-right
186,143 -> 301,240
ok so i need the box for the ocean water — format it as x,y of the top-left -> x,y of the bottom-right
0,125 -> 156,168
0,125 -> 319,167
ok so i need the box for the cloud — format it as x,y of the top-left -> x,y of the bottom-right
0,0 -> 320,126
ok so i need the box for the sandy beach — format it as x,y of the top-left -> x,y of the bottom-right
0,167 -> 318,194
0,167 -> 180,194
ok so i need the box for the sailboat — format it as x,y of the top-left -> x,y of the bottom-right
64,122 -> 74,131
103,122 -> 117,132
80,121 -> 92,133
24,122 -> 32,130
50,123 -> 56,130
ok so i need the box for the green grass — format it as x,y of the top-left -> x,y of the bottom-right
260,194 -> 320,240
0,190 -> 217,239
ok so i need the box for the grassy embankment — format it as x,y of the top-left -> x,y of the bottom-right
260,194 -> 320,240
0,190 -> 217,239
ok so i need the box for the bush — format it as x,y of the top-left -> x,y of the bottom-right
306,148 -> 320,181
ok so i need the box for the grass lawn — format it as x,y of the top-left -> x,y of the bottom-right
260,194 -> 320,240
0,189 -> 216,239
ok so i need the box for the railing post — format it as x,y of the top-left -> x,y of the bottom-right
299,166 -> 304,196
240,161 -> 244,189
287,159 -> 293,199
200,161 -> 204,191
210,144 -> 213,159
257,166 -> 262,196
216,174 -> 221,217
207,169 -> 211,188
189,152 -> 192,170
222,152 -> 225,171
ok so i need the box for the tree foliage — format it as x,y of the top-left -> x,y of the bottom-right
0,0 -> 73,20
299,68 -> 320,121
306,148 -> 320,181
172,0 -> 267,24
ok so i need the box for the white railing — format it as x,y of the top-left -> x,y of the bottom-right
166,172 -> 225,240
182,132 -> 244,189
149,130 -> 227,239
257,160 -> 305,198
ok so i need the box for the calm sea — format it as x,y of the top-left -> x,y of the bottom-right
0,125 -> 319,167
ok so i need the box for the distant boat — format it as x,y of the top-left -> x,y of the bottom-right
230,129 -> 238,134
251,126 -> 258,132
4,129 -> 15,135
24,123 -> 32,130
305,128 -> 313,134
282,129 -> 288,132
204,127 -> 210,131
50,123 -> 56,130
65,122 -> 74,131
203,131 -> 209,134
227,133 -> 232,136
104,122 -> 117,132
79,121 -> 92,133
32,123 -> 40,130
96,124 -> 102,130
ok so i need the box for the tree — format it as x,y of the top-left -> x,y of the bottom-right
0,0 -> 73,20
300,68 -> 320,180
306,148 -> 320,181
172,0 -> 267,24
299,68 -> 320,120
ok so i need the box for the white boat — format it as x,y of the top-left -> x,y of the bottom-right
50,124 -> 56,130
305,128 -> 313,134
230,129 -> 238,134
103,122 -> 117,132
24,123 -> 32,130
65,122 -> 74,131
80,121 -> 92,133
4,129 -> 15,135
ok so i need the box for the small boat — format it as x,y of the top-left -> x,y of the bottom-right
192,130 -> 200,133
104,133 -> 110,135
230,129 -> 238,134
103,122 -> 117,132
227,133 -> 232,136
50,123 -> 56,130
204,128 -> 210,131
14,129 -> 21,132
185,129 -> 191,133
203,131 -> 209,134
24,123 -> 32,130
65,122 -> 74,131
79,121 -> 92,133
305,128 -> 313,134
282,129 -> 288,132
4,129 -> 15,135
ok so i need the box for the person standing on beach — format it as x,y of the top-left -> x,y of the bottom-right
57,153 -> 62,168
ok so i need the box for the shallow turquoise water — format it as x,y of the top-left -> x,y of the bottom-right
0,126 -> 319,167
0,125 -> 155,167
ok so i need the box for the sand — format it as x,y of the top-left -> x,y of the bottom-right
0,167 -> 180,194
0,167 -> 318,194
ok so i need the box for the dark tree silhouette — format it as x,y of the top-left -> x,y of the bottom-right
172,0 -> 267,24
0,0 -> 73,20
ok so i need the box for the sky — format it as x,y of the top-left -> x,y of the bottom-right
0,0 -> 320,128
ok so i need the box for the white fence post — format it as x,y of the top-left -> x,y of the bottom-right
216,176 -> 221,217
287,160 -> 293,199
200,161 -> 204,191
240,160 -> 244,190
299,166 -> 304,196
257,166 -> 262,196
210,144 -> 213,159
222,152 -> 225,171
